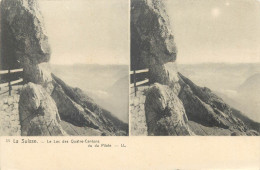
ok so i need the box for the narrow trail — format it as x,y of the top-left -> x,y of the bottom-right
0,86 -> 21,136
130,86 -> 149,136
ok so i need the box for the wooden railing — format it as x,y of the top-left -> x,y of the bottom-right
0,68 -> 24,96
130,68 -> 149,96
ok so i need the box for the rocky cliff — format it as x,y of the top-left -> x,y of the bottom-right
1,0 -> 128,136
131,0 -> 259,136
131,0 -> 177,84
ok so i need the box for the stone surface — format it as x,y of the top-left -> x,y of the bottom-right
1,0 -> 53,89
1,0 -> 51,70
130,86 -> 148,136
145,83 -> 193,136
131,0 -> 177,84
0,86 -> 21,136
24,62 -> 54,93
19,83 -> 66,136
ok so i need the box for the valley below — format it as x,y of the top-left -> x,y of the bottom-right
178,63 -> 260,123
51,64 -> 129,123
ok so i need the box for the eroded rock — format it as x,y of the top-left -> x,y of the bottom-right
131,0 -> 177,84
145,83 -> 193,136
19,83 -> 66,136
1,0 -> 51,70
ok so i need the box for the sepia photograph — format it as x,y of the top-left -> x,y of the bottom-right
0,0 -> 260,169
0,0 -> 129,136
130,0 -> 260,136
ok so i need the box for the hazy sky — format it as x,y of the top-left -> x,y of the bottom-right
39,0 -> 260,65
39,0 -> 129,65
166,0 -> 260,64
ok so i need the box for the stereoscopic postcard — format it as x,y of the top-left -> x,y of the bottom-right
0,0 -> 259,169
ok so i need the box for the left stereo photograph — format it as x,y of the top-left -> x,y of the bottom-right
0,0 -> 129,136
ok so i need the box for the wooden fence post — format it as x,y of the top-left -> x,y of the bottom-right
148,68 -> 150,85
134,70 -> 137,96
8,69 -> 11,96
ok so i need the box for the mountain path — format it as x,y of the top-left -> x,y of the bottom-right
130,86 -> 148,136
0,86 -> 21,136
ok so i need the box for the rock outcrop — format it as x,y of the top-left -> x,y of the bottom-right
1,0 -> 128,136
145,83 -> 193,136
131,0 -> 177,84
1,0 -> 50,70
19,83 -> 66,136
1,0 -> 53,91
131,0 -> 259,136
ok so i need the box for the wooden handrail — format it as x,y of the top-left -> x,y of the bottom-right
136,79 -> 149,86
10,68 -> 23,73
0,68 -> 24,96
0,70 -> 8,74
10,78 -> 23,85
0,78 -> 23,87
0,68 -> 23,74
130,68 -> 149,74
130,79 -> 149,88
130,68 -> 150,96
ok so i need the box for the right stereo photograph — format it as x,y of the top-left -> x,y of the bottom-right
130,0 -> 260,136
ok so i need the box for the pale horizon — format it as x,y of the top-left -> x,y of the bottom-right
50,61 -> 260,66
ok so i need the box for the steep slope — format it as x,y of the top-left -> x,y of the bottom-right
231,108 -> 260,132
177,73 -> 257,135
1,0 -> 127,136
130,0 -> 259,136
52,74 -> 128,135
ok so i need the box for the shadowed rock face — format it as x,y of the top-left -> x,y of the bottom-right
1,0 -> 51,69
1,0 -> 52,88
132,0 -> 259,136
19,83 -> 66,136
131,0 -> 177,84
145,83 -> 193,136
1,0 -> 128,136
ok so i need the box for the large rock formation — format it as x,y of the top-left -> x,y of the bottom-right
19,83 -> 66,136
131,0 -> 177,84
1,0 -> 128,136
131,0 -> 259,136
1,0 -> 50,70
145,83 -> 193,136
